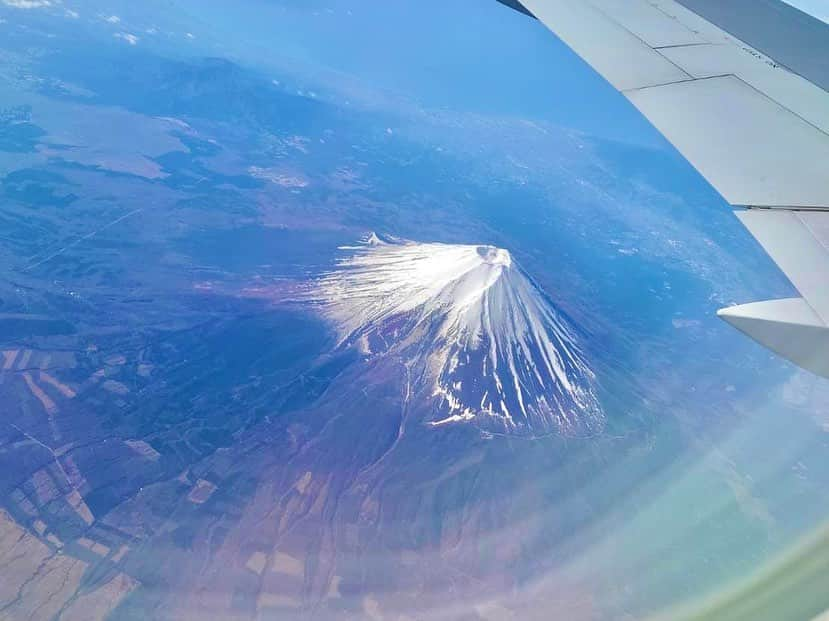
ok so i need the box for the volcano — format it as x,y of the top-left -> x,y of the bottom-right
313,235 -> 603,437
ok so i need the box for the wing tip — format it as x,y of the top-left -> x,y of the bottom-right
494,0 -> 535,18
718,298 -> 829,379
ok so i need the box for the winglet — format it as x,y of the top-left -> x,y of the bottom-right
718,298 -> 829,378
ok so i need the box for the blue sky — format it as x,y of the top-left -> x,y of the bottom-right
783,0 -> 829,22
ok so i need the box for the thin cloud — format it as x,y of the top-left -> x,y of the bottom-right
114,32 -> 139,45
104,14 -> 120,23
2,0 -> 53,8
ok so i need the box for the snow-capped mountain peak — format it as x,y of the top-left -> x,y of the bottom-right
314,235 -> 603,437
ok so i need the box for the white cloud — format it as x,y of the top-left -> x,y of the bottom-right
64,8 -> 78,18
114,32 -> 139,45
184,32 -> 194,39
2,0 -> 53,8
104,14 -> 120,23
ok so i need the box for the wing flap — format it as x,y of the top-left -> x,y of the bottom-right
521,1 -> 690,91
625,75 -> 829,208
588,0 -> 708,48
648,0 -> 741,44
522,0 -> 829,208
657,44 -> 829,134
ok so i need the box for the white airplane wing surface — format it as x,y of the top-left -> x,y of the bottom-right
498,0 -> 829,378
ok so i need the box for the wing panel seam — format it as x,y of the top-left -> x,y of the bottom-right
727,73 -> 829,140
653,42 -> 714,50
583,0 -> 693,81
622,73 -> 731,93
796,213 -> 829,255
626,71 -> 829,140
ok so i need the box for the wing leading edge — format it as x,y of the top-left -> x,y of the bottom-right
498,0 -> 829,378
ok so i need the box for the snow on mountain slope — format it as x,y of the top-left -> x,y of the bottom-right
313,235 -> 604,436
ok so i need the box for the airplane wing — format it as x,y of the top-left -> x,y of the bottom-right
497,0 -> 829,378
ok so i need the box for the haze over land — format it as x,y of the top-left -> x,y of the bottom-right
0,1 -> 828,620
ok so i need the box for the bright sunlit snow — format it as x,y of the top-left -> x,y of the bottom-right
314,235 -> 604,436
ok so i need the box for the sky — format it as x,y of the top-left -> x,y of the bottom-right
783,0 -> 829,22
